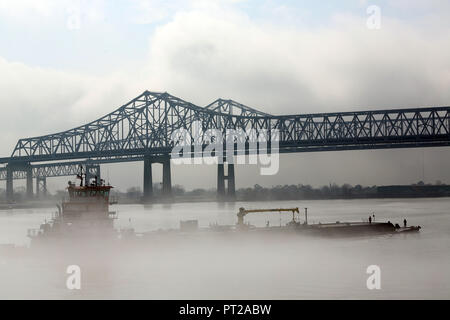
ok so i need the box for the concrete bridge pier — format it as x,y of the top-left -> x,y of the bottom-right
217,162 -> 236,201
36,176 -> 47,198
6,166 -> 13,202
5,162 -> 34,201
217,163 -> 225,196
26,166 -> 33,199
227,164 -> 236,198
143,156 -> 153,201
162,157 -> 172,197
143,156 -> 172,202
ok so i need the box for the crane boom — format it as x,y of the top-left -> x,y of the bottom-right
237,207 -> 300,226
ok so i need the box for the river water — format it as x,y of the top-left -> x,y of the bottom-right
0,198 -> 449,299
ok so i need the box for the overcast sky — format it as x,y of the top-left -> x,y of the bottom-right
1,0 -> 450,192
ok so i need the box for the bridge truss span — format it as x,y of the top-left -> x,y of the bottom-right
272,107 -> 450,152
6,91 -> 450,163
0,161 -> 101,181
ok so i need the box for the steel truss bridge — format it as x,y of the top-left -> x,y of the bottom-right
1,91 -> 449,201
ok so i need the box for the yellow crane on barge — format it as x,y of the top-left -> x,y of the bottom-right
237,207 -> 301,227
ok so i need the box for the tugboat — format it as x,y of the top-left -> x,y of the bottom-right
27,166 -> 120,247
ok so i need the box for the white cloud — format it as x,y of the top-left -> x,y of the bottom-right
132,0 -> 176,24
2,3 -> 450,143
0,57 -> 147,153
0,0 -> 57,17
144,6 -> 450,113
0,0 -> 107,27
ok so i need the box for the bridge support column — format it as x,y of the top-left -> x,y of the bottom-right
227,164 -> 235,198
43,178 -> 48,197
217,162 -> 236,201
162,157 -> 172,197
217,164 -> 225,197
26,166 -> 33,199
6,165 -> 13,202
36,176 -> 47,199
143,157 -> 153,201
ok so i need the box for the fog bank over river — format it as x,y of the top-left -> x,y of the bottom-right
1,198 -> 449,299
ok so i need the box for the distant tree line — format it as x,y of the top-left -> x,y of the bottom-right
237,181 -> 450,201
0,180 -> 447,203
237,183 -> 377,201
110,180 -> 450,202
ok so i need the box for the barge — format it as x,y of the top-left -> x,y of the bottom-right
232,207 -> 421,237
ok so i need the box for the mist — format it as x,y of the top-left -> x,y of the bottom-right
1,199 -> 449,299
